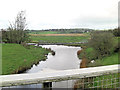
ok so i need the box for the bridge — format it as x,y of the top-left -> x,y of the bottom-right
0,64 -> 120,89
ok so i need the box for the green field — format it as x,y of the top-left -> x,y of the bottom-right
29,31 -> 60,34
2,44 -> 50,75
28,29 -> 92,34
30,36 -> 89,43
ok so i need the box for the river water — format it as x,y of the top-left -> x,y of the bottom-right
26,45 -> 81,73
9,45 -> 82,88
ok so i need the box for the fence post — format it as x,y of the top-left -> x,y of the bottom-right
43,82 -> 52,88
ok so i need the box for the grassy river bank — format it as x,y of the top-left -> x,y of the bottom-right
2,33 -> 119,75
2,43 -> 50,75
2,33 -> 89,75
78,37 -> 119,68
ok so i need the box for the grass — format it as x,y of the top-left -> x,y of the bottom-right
78,46 -> 119,67
74,73 -> 120,88
2,43 -> 50,75
76,35 -> 119,88
30,36 -> 89,43
87,52 -> 119,67
29,31 -> 60,34
28,30 -> 92,34
78,35 -> 119,67
87,53 -> 119,88
78,47 -> 95,60
77,47 -> 119,88
75,51 -> 119,88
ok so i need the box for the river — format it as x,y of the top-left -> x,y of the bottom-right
10,45 -> 82,88
26,45 -> 81,73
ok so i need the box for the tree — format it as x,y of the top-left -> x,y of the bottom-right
88,31 -> 116,59
113,28 -> 120,37
2,11 -> 30,44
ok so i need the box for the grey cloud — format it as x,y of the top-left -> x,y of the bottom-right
72,16 -> 117,25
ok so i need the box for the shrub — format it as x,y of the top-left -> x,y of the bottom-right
88,31 -> 116,59
113,28 -> 120,37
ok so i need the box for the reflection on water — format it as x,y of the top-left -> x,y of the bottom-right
10,45 -> 82,88
26,45 -> 81,73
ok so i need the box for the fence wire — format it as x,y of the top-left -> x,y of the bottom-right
73,73 -> 120,89
1,72 -> 120,89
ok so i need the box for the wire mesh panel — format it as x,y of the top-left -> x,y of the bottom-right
73,73 -> 120,89
41,72 -> 120,89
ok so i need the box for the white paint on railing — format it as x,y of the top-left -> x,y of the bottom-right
0,64 -> 119,87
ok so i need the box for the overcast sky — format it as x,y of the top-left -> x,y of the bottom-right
0,0 -> 119,30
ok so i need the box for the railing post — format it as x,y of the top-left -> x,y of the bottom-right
43,82 -> 52,88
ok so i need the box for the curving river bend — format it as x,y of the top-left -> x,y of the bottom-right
26,45 -> 81,73
10,45 -> 82,88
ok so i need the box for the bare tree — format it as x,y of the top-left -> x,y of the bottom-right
14,11 -> 27,30
2,11 -> 30,44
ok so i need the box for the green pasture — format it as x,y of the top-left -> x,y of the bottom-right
30,36 -> 89,43
2,44 -> 50,75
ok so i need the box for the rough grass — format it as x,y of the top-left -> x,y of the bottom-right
78,48 -> 95,60
2,44 -> 50,75
77,46 -> 119,88
76,36 -> 119,89
78,36 -> 119,67
87,53 -> 119,88
87,53 -> 119,67
78,47 -> 119,67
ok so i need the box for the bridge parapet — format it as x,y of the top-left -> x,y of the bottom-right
0,64 -> 119,88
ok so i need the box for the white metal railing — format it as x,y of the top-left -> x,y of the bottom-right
0,64 -> 120,88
